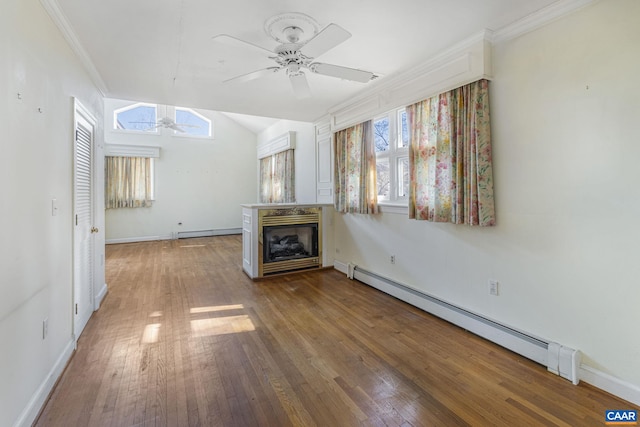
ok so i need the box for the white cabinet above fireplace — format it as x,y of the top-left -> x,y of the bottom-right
241,204 -> 334,279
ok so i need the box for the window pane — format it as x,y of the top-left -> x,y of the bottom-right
175,108 -> 212,137
374,117 -> 389,152
398,157 -> 409,198
376,159 -> 390,199
114,104 -> 157,131
398,110 -> 409,148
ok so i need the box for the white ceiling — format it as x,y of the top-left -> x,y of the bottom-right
54,0 -> 560,123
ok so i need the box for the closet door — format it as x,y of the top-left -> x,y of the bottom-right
73,101 -> 96,341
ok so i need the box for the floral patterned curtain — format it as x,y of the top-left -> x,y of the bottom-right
260,149 -> 295,203
406,79 -> 495,225
105,156 -> 153,209
334,120 -> 378,214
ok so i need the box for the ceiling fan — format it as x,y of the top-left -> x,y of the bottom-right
129,117 -> 199,133
213,13 -> 378,99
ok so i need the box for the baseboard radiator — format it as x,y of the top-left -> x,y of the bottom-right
339,262 -> 581,385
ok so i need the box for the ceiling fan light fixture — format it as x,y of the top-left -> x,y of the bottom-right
286,62 -> 301,74
283,26 -> 303,43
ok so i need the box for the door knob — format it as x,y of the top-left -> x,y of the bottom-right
91,227 -> 99,233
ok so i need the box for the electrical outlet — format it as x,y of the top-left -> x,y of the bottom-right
42,318 -> 49,339
390,255 -> 396,264
488,279 -> 499,296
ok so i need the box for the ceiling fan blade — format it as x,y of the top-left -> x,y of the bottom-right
301,24 -> 351,59
212,34 -> 274,57
170,125 -> 186,133
224,67 -> 280,84
309,62 -> 375,83
289,73 -> 311,99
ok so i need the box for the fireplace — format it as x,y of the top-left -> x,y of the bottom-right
258,207 -> 322,276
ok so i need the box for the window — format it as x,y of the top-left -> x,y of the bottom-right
113,103 -> 158,132
174,107 -> 212,138
374,108 -> 409,203
105,156 -> 155,208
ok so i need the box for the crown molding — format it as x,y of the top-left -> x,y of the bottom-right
491,0 -> 598,44
39,0 -> 108,95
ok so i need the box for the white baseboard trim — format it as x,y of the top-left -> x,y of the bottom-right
334,260 -> 640,406
334,260 -> 349,275
106,235 -> 171,244
106,229 -> 242,245
580,365 -> 640,407
94,282 -> 108,310
13,339 -> 75,427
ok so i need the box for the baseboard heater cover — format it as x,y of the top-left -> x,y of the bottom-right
339,262 -> 580,384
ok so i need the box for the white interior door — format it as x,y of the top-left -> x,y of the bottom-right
73,101 -> 96,341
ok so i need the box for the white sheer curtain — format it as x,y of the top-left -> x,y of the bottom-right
105,156 -> 153,208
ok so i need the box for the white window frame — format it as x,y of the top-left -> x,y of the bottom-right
375,108 -> 409,206
113,102 -> 159,134
172,107 -> 213,139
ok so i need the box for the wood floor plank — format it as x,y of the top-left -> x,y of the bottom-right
35,235 -> 639,426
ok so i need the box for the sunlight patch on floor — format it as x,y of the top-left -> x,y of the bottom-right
190,315 -> 255,337
190,304 -> 244,314
142,323 -> 161,343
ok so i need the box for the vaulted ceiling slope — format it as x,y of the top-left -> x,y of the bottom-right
51,0 -> 572,122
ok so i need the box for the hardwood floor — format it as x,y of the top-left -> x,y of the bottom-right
36,235 -> 636,426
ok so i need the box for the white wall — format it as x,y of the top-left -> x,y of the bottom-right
257,120 -> 316,204
333,0 -> 640,392
0,1 -> 104,426
104,99 -> 257,241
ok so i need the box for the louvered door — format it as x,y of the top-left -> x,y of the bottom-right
73,105 -> 95,341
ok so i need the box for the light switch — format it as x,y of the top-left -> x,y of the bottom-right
52,198 -> 58,216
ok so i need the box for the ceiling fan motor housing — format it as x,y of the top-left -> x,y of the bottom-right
274,43 -> 311,75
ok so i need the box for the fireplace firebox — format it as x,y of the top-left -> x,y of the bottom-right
258,207 -> 322,276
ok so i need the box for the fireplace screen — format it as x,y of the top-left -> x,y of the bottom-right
263,224 -> 318,263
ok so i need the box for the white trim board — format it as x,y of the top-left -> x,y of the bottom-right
94,282 -> 108,310
106,235 -> 171,245
104,144 -> 160,158
105,228 -> 242,245
257,131 -> 296,159
13,340 -> 75,427
580,365 -> 640,407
